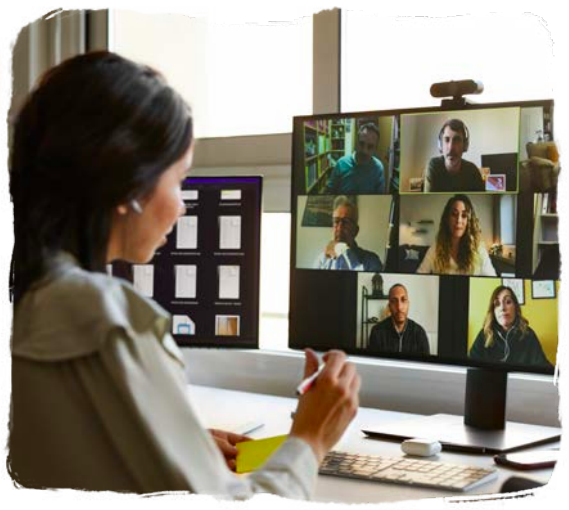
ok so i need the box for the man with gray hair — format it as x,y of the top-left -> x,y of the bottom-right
315,196 -> 382,271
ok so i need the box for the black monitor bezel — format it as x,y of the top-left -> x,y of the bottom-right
289,99 -> 556,376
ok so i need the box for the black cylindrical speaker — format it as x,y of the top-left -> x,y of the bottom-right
464,368 -> 507,430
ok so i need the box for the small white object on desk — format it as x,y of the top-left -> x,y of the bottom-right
401,438 -> 442,457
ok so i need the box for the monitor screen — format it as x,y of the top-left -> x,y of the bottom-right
290,100 -> 558,375
112,175 -> 262,348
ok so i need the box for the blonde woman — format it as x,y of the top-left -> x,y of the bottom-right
417,194 -> 496,276
469,286 -> 552,369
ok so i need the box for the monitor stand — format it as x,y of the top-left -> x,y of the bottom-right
362,368 -> 561,454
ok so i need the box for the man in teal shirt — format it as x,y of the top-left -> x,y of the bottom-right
325,123 -> 386,194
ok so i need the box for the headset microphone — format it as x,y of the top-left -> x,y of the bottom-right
130,200 -> 143,214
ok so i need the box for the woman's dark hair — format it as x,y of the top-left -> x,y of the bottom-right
9,51 -> 193,303
434,194 -> 481,274
482,286 -> 528,348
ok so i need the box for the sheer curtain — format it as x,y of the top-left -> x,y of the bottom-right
10,10 -> 107,122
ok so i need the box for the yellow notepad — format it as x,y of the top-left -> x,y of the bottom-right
236,435 -> 288,473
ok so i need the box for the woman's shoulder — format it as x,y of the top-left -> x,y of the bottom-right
469,328 -> 490,359
51,265 -> 167,323
418,244 -> 435,262
473,328 -> 486,342
477,244 -> 491,257
47,261 -> 127,297
12,258 -> 170,361
519,324 -> 538,339
416,244 -> 437,273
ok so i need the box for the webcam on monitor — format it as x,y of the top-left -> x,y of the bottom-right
430,79 -> 484,108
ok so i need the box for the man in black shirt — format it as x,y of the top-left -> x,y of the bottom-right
368,284 -> 430,355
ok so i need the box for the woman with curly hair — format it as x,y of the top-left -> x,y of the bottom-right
417,194 -> 496,275
469,286 -> 553,369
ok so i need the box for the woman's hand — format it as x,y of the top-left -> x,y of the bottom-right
290,349 -> 361,464
209,429 -> 251,471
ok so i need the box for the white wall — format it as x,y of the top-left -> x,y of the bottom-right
401,107 -> 521,189
183,349 -> 560,427
296,194 -> 393,268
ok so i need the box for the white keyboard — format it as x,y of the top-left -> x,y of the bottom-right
320,451 -> 498,492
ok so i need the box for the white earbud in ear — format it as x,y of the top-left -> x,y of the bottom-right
130,199 -> 143,214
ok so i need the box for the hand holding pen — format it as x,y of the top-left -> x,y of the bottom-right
296,362 -> 325,396
289,348 -> 361,464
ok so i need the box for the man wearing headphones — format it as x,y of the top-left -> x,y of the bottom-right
325,123 -> 386,194
424,119 -> 485,192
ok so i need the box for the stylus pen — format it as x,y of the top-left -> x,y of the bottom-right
296,364 -> 325,396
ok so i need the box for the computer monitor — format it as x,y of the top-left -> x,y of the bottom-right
112,175 -> 262,349
290,100 -> 560,452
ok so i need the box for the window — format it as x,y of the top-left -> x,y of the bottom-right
259,213 -> 291,351
111,10 -> 313,138
341,12 -> 554,112
499,195 -> 517,246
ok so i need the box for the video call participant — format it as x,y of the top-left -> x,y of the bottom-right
315,195 -> 383,271
424,119 -> 484,192
9,51 -> 360,496
417,194 -> 496,276
469,286 -> 553,369
368,284 -> 430,355
325,123 -> 386,194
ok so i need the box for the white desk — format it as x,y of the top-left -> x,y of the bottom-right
189,384 -> 557,504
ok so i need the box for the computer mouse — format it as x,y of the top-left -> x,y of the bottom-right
401,438 -> 442,457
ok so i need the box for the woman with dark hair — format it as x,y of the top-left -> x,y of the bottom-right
8,51 -> 360,496
469,286 -> 553,369
417,194 -> 496,275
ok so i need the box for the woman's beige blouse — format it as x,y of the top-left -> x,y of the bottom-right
9,253 -> 317,497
